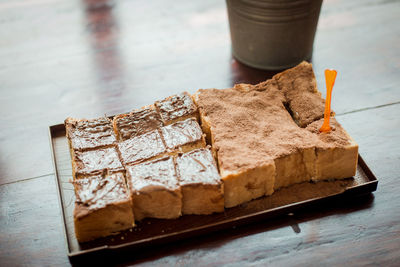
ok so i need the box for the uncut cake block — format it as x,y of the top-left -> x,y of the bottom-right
118,129 -> 167,166
112,105 -> 163,141
195,79 -> 331,207
155,92 -> 199,125
65,117 -> 117,151
73,171 -> 134,243
306,118 -> 358,181
126,157 -> 182,221
195,83 -> 283,208
72,146 -> 124,179
160,118 -> 206,154
176,148 -> 224,215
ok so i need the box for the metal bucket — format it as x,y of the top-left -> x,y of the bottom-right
226,0 -> 323,70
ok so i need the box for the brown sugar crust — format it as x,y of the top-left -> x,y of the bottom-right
118,129 -> 167,165
73,147 -> 124,178
195,79 -> 321,172
65,117 -> 117,151
273,61 -> 330,127
112,107 -> 163,141
73,172 -> 131,219
176,147 -> 221,186
155,92 -> 198,123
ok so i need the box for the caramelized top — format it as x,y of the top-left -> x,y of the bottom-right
118,129 -> 166,165
113,107 -> 163,141
74,172 -> 131,218
73,147 -> 124,177
65,117 -> 116,151
161,118 -> 204,150
155,92 -> 197,123
126,157 -> 179,192
176,148 -> 221,186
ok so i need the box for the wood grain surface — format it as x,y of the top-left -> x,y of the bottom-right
1,0 -> 399,265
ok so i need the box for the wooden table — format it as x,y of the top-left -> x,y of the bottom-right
1,0 -> 399,265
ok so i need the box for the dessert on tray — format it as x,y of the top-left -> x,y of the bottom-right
65,61 -> 358,242
194,62 -> 358,207
112,105 -> 163,141
118,129 -> 167,165
160,118 -> 206,153
125,157 -> 182,221
155,92 -> 199,125
65,117 -> 117,151
306,118 -> 358,181
176,147 -> 224,215
71,147 -> 124,179
73,171 -> 134,242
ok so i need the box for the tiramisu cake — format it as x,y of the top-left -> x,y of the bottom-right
65,62 -> 358,242
194,62 -> 357,207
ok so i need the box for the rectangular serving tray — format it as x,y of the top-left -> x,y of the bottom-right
49,123 -> 378,261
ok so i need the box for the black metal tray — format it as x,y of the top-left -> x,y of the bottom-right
49,123 -> 378,261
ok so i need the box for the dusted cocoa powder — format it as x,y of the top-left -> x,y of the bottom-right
195,64 -> 351,173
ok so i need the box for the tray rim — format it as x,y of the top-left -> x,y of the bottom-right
48,123 -> 378,259
48,125 -> 72,256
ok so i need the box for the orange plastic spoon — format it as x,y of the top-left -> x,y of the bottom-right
319,69 -> 337,133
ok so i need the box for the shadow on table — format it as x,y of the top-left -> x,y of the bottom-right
82,0 -> 129,113
229,56 -> 316,86
70,193 -> 375,266
230,57 -> 282,86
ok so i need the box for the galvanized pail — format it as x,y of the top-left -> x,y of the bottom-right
226,0 -> 323,70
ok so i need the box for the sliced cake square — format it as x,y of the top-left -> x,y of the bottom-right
72,147 -> 124,179
65,117 -> 117,151
112,106 -> 163,141
118,129 -> 167,166
176,148 -> 224,215
219,158 -> 275,208
125,157 -> 182,221
273,146 -> 316,190
73,171 -> 134,243
306,118 -> 358,181
160,118 -> 206,154
155,92 -> 199,125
